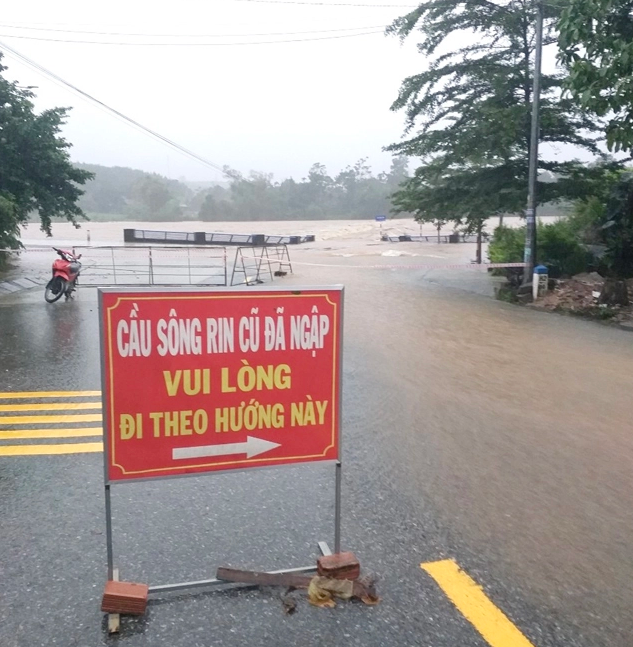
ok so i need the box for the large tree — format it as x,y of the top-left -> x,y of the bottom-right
0,53 -> 92,259
386,0 -> 603,239
558,5 -> 633,300
558,0 -> 633,152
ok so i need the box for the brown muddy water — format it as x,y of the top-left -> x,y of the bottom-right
337,262 -> 633,647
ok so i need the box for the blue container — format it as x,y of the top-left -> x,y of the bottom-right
534,265 -> 548,274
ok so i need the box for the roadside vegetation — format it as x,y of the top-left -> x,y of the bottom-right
385,0 -> 633,311
489,168 -> 633,313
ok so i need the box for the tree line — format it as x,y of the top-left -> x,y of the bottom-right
198,158 -> 408,221
72,158 -> 409,223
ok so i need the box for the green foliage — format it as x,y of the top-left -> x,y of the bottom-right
0,53 -> 92,253
567,196 -> 605,244
558,0 -> 633,152
199,193 -> 235,222
488,225 -> 526,265
387,0 -> 602,231
198,158 -> 409,221
539,220 -> 593,276
562,166 -> 633,278
0,194 -> 19,270
598,173 -> 633,278
489,222 -> 592,276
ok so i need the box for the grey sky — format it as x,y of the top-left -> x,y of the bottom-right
1,0 -> 424,182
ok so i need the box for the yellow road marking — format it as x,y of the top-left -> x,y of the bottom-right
0,414 -> 102,425
0,402 -> 101,412
421,560 -> 535,647
0,442 -> 103,456
0,391 -> 101,399
0,427 -> 102,440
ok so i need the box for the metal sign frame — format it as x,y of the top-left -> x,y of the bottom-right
98,285 -> 344,595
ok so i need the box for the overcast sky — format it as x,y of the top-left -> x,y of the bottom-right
0,0 -> 426,182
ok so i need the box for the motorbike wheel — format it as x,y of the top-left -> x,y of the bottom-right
44,276 -> 67,303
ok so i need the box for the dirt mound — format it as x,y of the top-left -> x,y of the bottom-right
572,272 -> 604,284
534,277 -> 633,326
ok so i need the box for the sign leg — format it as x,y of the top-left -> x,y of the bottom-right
105,484 -> 114,580
334,461 -> 342,553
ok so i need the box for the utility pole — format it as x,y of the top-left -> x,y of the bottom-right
523,0 -> 543,283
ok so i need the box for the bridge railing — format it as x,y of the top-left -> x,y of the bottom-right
70,245 -> 228,286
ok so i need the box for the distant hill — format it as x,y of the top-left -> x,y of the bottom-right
74,163 -> 194,220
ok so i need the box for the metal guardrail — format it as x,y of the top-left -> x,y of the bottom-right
381,233 -> 488,243
70,245 -> 228,286
123,228 -> 315,246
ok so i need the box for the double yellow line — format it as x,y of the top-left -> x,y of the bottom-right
0,390 -> 104,456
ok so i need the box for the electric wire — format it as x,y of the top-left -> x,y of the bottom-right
0,23 -> 387,37
0,30 -> 384,46
0,40 -> 238,180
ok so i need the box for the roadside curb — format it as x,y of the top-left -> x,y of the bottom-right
527,302 -> 633,333
0,277 -> 43,297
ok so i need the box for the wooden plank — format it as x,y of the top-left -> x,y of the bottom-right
215,567 -> 378,602
216,567 -> 312,589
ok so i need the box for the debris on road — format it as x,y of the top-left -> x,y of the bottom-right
281,593 -> 297,614
216,563 -> 379,609
307,575 -> 379,608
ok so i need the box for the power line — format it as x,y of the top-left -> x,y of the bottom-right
0,40 -> 238,180
0,22 -> 386,37
0,29 -> 384,46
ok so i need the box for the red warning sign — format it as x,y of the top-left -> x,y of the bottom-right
99,287 -> 342,482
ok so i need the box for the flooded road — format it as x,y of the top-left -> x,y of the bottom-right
1,222 -> 632,645
325,260 -> 633,646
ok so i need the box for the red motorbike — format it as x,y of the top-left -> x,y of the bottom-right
44,248 -> 82,303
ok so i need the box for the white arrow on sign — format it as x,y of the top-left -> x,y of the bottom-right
172,436 -> 281,461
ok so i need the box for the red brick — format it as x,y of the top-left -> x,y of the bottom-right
317,552 -> 360,580
101,581 -> 149,615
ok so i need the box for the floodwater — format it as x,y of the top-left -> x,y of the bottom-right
337,262 -> 633,646
16,215 -> 559,247
4,217 -> 632,645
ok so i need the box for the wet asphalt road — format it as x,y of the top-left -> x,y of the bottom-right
1,261 -> 633,647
